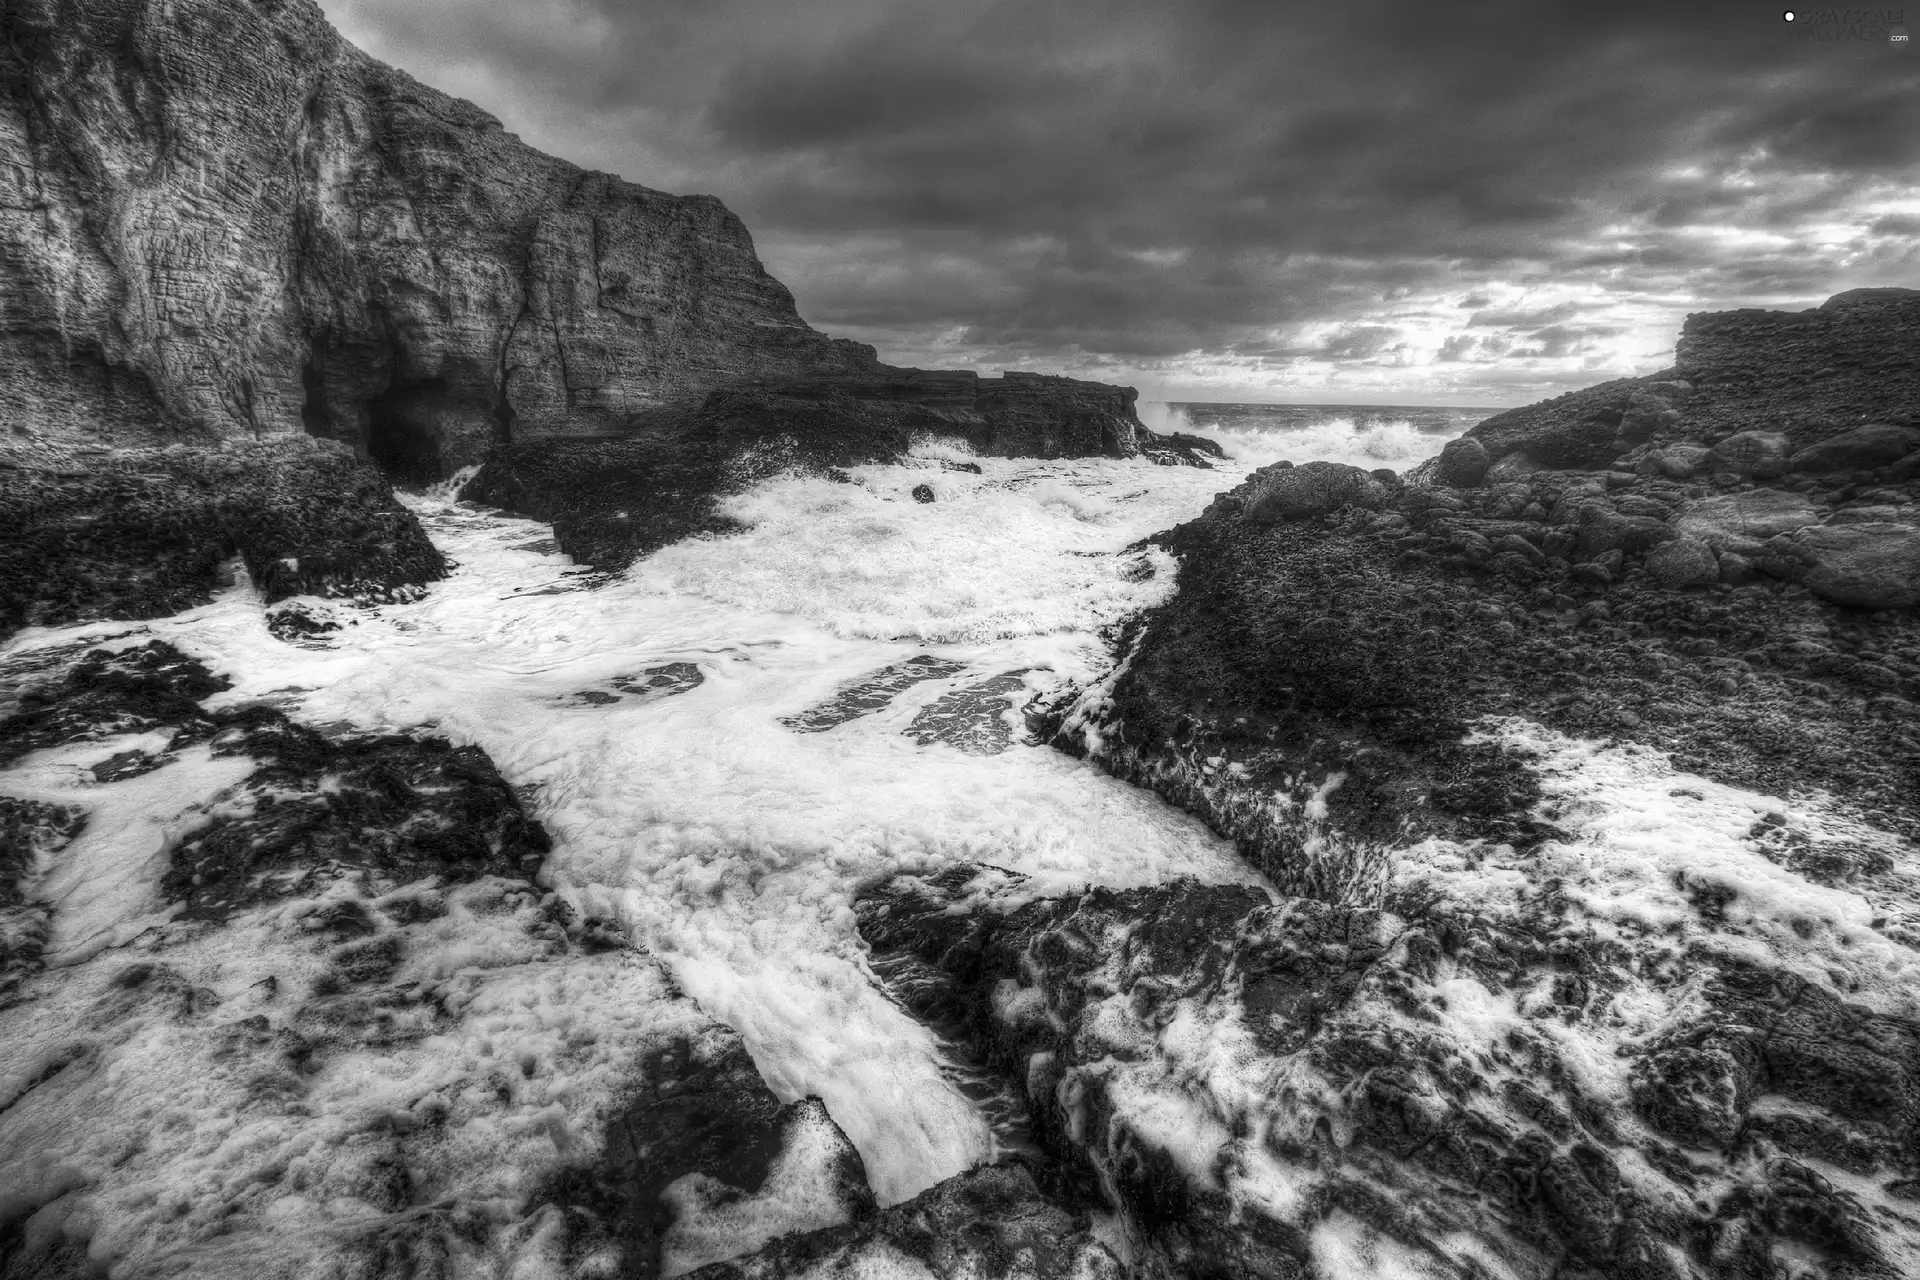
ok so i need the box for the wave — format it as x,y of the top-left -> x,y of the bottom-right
1142,402 -> 1463,473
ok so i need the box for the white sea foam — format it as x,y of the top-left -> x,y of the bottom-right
2,447 -> 1267,1208
1143,401 -> 1463,473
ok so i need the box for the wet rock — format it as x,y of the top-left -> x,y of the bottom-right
906,671 -> 1031,756
682,1163 -> 1120,1280
1243,460 -> 1388,523
912,483 -> 937,504
781,656 -> 967,733
1138,430 -> 1225,469
1,440 -> 445,639
859,867 -> 1920,1280
1790,424 -> 1920,474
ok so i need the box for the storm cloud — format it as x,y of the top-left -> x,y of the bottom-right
321,0 -> 1920,403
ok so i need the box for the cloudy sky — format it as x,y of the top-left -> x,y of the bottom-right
319,0 -> 1918,406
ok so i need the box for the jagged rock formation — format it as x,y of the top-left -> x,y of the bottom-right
1051,289 -> 1920,914
0,437 -> 446,636
0,0 -> 880,476
861,861 -> 1920,1279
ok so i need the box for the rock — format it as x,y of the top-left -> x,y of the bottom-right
1674,489 -> 1822,546
1654,443 -> 1711,479
1705,430 -> 1793,479
1484,451 -> 1544,483
1137,429 -> 1225,468
1243,460 -> 1388,523
1434,436 -> 1491,487
1790,424 -> 1920,474
1,438 -> 445,637
0,0 -> 886,473
1789,523 -> 1920,609
1645,535 -> 1720,589
683,1164 -> 1120,1280
1574,502 -> 1675,557
860,867 -> 1920,1280
911,483 -> 936,503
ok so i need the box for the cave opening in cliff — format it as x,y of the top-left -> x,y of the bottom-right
366,377 -> 450,485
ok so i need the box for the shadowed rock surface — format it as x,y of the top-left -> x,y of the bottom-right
0,438 -> 446,639
861,864 -> 1920,1279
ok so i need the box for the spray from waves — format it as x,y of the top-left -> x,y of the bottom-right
1142,402 -> 1462,473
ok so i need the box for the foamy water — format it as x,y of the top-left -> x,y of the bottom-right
8,413 -> 1918,1275
4,444 -> 1303,1203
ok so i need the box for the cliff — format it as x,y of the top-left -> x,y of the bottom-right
0,0 -> 881,477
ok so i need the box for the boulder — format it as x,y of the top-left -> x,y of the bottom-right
1645,535 -> 1720,589
1434,436 -> 1491,487
1674,490 -> 1821,546
1704,430 -> 1793,479
1243,460 -> 1388,523
1791,523 -> 1920,609
1574,502 -> 1676,557
1789,424 -> 1920,474
1484,451 -> 1544,484
1652,443 -> 1710,479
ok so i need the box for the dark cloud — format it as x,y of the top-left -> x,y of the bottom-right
320,0 -> 1920,402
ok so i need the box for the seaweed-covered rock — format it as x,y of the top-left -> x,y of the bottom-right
860,860 -> 1920,1280
0,439 -> 444,638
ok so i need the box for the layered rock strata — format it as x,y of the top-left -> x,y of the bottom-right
0,0 -> 878,473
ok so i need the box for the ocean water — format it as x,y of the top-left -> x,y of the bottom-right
1147,400 -> 1502,472
8,405 -> 1911,1275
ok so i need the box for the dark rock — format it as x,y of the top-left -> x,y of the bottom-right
1645,535 -> 1720,589
1790,425 -> 1920,474
682,1163 -> 1120,1280
1243,460 -> 1388,523
0,439 -> 444,638
1434,436 -> 1491,487
1706,430 -> 1793,479
859,868 -> 1920,1280
906,671 -> 1031,756
1789,523 -> 1920,610
911,484 -> 936,504
781,656 -> 967,734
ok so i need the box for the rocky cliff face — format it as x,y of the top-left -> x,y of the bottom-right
0,0 -> 881,477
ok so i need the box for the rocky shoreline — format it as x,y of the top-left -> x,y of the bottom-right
3,0 -> 1919,1275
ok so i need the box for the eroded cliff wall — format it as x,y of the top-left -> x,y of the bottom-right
0,0 -> 880,476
